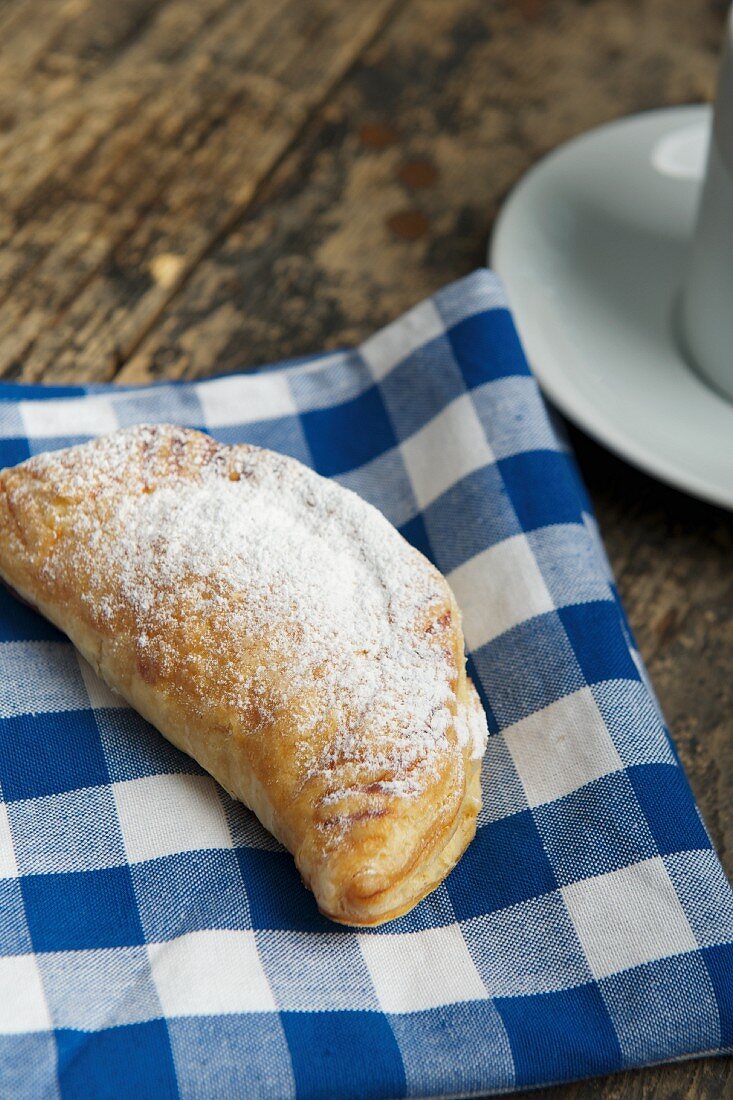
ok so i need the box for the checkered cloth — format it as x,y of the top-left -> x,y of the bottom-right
0,270 -> 731,1100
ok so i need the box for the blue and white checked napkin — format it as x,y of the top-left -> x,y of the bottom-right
0,270 -> 731,1099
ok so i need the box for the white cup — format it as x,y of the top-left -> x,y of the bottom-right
681,6 -> 733,401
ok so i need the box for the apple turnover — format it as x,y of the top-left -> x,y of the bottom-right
0,424 -> 487,925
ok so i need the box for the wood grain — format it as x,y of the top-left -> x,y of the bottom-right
118,0 -> 723,382
1,0 -> 731,1096
0,0 -> 402,382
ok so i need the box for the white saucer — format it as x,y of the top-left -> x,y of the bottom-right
490,105 -> 733,511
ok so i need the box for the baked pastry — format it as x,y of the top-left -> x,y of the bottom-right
0,424 -> 487,926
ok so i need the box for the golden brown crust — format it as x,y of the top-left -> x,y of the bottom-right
0,425 -> 487,925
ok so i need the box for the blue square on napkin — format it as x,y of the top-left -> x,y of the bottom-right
0,711 -> 109,801
559,600 -> 642,685
0,269 -> 731,1100
448,810 -> 558,919
498,450 -> 584,531
22,866 -> 145,951
55,1023 -> 178,1100
448,307 -> 529,387
280,1010 -> 406,1100
300,385 -> 397,476
628,762 -> 711,856
495,983 -> 621,1085
0,437 -> 29,470
236,848 -> 340,934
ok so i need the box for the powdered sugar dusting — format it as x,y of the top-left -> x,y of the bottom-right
26,425 -> 486,817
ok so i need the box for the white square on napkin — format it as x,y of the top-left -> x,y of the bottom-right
562,857 -> 698,979
148,930 -> 276,1015
359,925 -> 487,1013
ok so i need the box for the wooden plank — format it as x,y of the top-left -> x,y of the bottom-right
0,0 -> 402,381
532,1041 -> 731,1100
118,0 -> 722,383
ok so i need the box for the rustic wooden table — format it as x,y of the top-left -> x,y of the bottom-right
3,0 -> 731,1095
